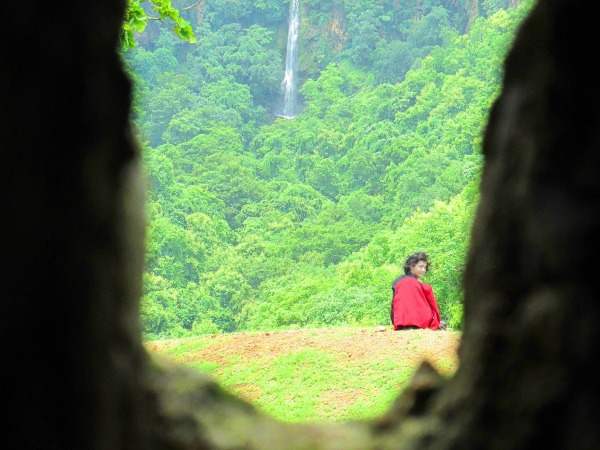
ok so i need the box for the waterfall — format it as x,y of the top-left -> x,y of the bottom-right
280,0 -> 300,119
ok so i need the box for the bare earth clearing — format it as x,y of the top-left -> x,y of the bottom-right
148,326 -> 461,370
148,327 -> 461,421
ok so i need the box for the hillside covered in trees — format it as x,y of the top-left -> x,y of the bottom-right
125,0 -> 533,339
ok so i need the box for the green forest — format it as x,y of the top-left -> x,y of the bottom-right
124,0 -> 534,340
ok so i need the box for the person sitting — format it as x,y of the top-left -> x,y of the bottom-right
390,252 -> 446,330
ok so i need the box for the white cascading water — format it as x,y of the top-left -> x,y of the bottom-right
280,0 -> 300,119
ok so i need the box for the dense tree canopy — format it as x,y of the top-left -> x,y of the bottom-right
125,0 -> 533,339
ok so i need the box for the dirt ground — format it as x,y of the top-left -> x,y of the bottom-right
148,326 -> 462,373
148,326 -> 462,421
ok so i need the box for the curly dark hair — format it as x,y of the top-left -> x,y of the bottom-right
403,252 -> 430,275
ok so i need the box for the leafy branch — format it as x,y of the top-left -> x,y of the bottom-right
122,0 -> 202,50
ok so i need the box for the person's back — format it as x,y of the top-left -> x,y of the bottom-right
390,252 -> 443,330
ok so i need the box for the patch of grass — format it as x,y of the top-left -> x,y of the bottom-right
213,351 -> 422,423
219,349 -> 338,422
434,358 -> 457,375
147,327 -> 460,423
188,361 -> 220,373
321,358 -> 416,421
148,335 -> 226,360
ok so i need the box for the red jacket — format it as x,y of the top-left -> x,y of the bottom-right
391,276 -> 441,330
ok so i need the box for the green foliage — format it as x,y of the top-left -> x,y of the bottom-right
125,1 -> 532,338
123,0 -> 197,50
